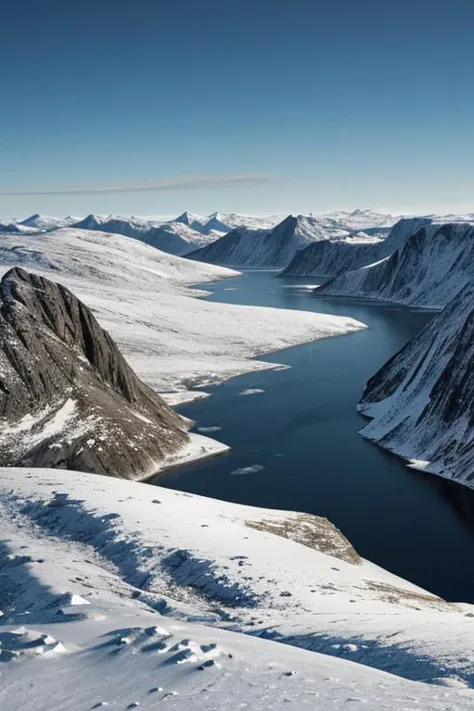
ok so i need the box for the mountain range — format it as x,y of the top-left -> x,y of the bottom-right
188,210 -> 395,268
316,219 -> 474,307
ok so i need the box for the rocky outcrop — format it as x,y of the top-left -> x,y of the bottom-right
358,280 -> 474,488
0,268 -> 189,478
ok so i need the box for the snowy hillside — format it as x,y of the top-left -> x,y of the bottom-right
281,235 -> 382,277
317,220 -> 474,307
0,226 -> 365,402
279,217 -> 434,278
72,214 -> 219,255
189,212 -> 397,269
358,280 -> 474,489
2,466 -> 474,710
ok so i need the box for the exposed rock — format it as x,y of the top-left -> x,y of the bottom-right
358,280 -> 474,488
188,213 -> 394,269
246,513 -> 360,564
316,221 -> 474,307
280,237 -> 381,277
0,268 -> 188,478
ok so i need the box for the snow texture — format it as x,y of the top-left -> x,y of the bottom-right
2,467 -> 474,709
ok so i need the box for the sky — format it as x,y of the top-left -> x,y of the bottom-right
2,0 -> 474,219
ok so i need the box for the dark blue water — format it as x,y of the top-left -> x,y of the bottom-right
155,271 -> 474,602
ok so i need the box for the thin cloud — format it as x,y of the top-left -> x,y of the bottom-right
0,174 -> 271,197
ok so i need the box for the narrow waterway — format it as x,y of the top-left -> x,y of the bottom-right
154,271 -> 474,602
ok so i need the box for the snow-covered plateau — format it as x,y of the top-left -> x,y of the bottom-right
3,467 -> 474,710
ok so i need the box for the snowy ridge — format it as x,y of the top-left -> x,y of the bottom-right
358,279 -> 474,488
188,211 -> 397,269
71,214 -> 219,255
2,467 -> 474,709
279,217 -> 435,278
19,214 -> 79,230
317,220 -> 474,307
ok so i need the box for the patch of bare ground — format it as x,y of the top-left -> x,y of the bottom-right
246,513 -> 360,565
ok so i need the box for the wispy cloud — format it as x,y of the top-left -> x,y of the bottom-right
0,174 -> 271,197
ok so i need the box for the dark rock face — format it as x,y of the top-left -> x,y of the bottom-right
187,226 -> 269,266
280,239 -> 381,277
316,222 -> 474,308
358,281 -> 474,488
0,268 -> 188,478
188,215 -> 316,268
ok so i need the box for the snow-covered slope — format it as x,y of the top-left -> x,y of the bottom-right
317,221 -> 474,307
70,212 -> 282,255
19,213 -> 79,230
72,214 -> 217,255
280,217 -> 432,278
0,226 -> 365,401
189,212 -> 397,269
176,210 -> 283,233
358,280 -> 474,488
281,235 -> 383,277
2,466 -> 474,710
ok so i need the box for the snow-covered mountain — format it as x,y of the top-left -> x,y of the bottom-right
281,235 -> 383,277
3,466 -> 474,710
175,210 -> 283,233
20,213 -> 79,230
320,208 -> 395,232
317,220 -> 474,307
189,211 -> 397,269
358,280 -> 474,488
280,217 -> 431,278
72,214 -> 218,255
69,212 -> 283,254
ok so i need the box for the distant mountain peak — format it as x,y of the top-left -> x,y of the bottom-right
20,213 -> 41,226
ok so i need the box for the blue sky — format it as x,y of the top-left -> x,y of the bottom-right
2,0 -> 474,218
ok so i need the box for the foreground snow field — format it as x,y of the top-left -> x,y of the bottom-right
2,467 -> 474,710
0,227 -> 366,401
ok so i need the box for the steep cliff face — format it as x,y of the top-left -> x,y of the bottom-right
358,281 -> 474,488
0,268 -> 189,478
188,214 -> 357,268
317,222 -> 474,308
281,218 -> 432,279
281,237 -> 382,277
